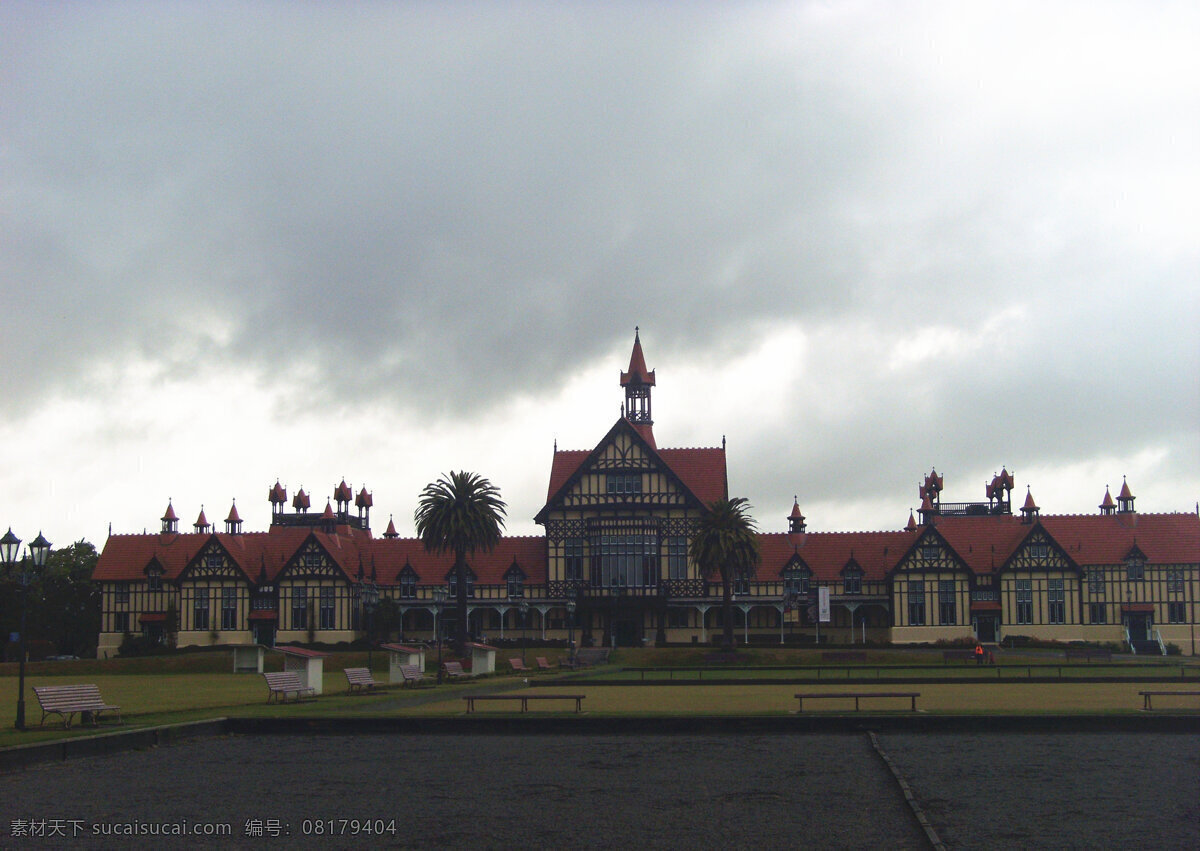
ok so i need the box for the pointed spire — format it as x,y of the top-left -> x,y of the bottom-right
383,514 -> 399,539
161,500 -> 178,534
193,506 -> 211,533
620,327 -> 655,442
1117,476 -> 1135,513
787,496 -> 807,547
620,326 -> 656,387
225,500 -> 243,534
905,510 -> 918,532
1020,486 -> 1039,523
1100,485 -> 1116,515
293,488 -> 310,512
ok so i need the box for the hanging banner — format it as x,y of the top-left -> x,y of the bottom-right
818,586 -> 831,623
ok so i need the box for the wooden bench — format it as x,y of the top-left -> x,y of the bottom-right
442,661 -> 470,679
1066,647 -> 1112,663
33,684 -> 121,729
795,692 -> 920,712
400,664 -> 426,688
942,650 -> 977,662
1138,690 -> 1200,710
536,656 -> 553,671
462,694 -> 586,714
263,671 -> 315,703
822,651 -> 867,663
344,667 -> 379,695
508,657 -> 532,673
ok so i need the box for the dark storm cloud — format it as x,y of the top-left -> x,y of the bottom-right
2,1 -> 1197,531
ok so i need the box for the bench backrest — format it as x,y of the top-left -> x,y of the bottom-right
34,684 -> 107,708
443,661 -> 465,674
536,656 -> 552,669
264,671 -> 306,690
401,664 -> 423,679
508,658 -> 528,670
344,667 -> 374,682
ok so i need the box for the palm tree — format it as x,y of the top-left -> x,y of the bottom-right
691,497 -> 760,653
414,471 -> 507,654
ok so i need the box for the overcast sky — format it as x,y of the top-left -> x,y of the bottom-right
3,1 -> 1197,551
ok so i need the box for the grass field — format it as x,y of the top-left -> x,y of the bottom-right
0,648 -> 1196,748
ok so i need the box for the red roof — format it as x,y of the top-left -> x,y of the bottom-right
226,502 -> 242,524
275,646 -> 329,658
334,479 -> 353,502
94,527 -> 548,586
757,531 -> 912,582
269,481 -> 287,504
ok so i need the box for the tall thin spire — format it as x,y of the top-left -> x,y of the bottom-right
620,327 -> 656,447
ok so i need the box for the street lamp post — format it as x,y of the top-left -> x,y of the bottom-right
433,587 -> 447,685
518,599 -> 530,665
566,591 -> 577,665
362,580 -> 379,671
1,528 -> 51,731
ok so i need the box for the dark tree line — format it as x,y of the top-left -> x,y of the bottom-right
1,540 -> 100,659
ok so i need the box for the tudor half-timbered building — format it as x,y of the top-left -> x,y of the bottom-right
93,331 -> 1200,656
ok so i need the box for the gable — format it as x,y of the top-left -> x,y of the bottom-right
180,539 -> 250,582
1001,526 -> 1078,573
536,418 -> 725,522
278,537 -> 350,581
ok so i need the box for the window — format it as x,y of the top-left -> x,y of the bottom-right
1029,543 -> 1049,560
606,473 -> 642,495
732,573 -> 750,595
1047,579 -> 1065,624
447,573 -> 475,598
193,589 -> 210,631
319,587 -> 336,630
114,584 -> 129,604
1126,556 -> 1144,581
938,580 -> 956,625
507,574 -> 525,598
1089,603 -> 1107,624
291,587 -> 308,630
221,587 -> 237,630
921,544 -> 939,561
399,572 -> 418,599
667,609 -> 690,628
1167,602 -> 1186,624
598,534 -> 656,587
147,569 -> 163,592
1167,568 -> 1184,593
114,612 -> 129,633
564,538 -> 584,582
844,571 -> 862,595
252,586 -> 276,610
205,552 -> 223,571
304,552 -> 323,571
908,580 -> 926,626
1015,579 -> 1033,624
783,566 -> 810,596
1088,570 -> 1105,595
666,536 -> 688,581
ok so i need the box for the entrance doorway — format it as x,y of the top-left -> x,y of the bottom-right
1126,613 -> 1151,642
253,623 -> 276,647
976,615 -> 998,643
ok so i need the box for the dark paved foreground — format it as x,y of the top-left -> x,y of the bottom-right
0,731 -> 1196,849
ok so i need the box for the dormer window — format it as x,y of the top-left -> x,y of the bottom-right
147,568 -> 163,592
844,570 -> 862,595
507,575 -> 525,598
732,572 -> 750,595
447,572 -> 475,598
1126,555 -> 1145,581
399,570 -> 418,600
783,565 -> 810,596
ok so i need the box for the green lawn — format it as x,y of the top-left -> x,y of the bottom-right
0,648 -> 1195,747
